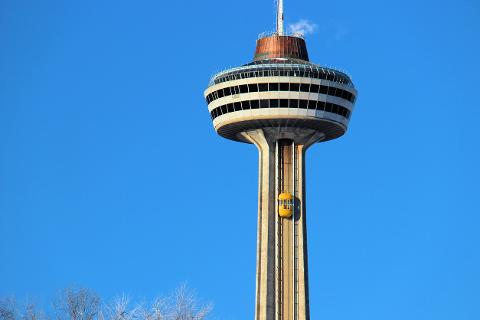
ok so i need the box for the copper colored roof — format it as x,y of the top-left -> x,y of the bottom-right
254,35 -> 309,62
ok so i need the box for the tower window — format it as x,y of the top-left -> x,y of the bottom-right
325,103 -> 333,112
269,83 -> 279,91
258,83 -> 268,92
300,83 -> 310,92
317,101 -> 326,111
307,100 -> 317,109
327,86 -> 336,96
248,84 -> 259,92
210,99 -> 350,120
280,83 -> 289,91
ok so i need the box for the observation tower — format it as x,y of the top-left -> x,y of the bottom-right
204,1 -> 357,319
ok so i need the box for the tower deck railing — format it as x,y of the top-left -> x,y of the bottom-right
257,31 -> 305,39
209,63 -> 354,88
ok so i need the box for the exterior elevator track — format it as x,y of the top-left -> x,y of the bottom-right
276,139 -> 299,320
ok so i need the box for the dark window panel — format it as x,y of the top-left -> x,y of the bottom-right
325,103 -> 333,113
239,84 -> 248,93
307,100 -> 317,109
327,86 -> 336,96
223,87 -> 231,96
319,86 -> 328,94
348,93 -> 354,102
280,83 -> 289,91
250,100 -> 260,109
299,100 -> 308,108
290,83 -> 300,91
227,103 -> 234,113
233,102 -> 242,111
332,104 -> 338,114
280,99 -> 288,108
241,100 -> 250,109
310,84 -> 319,93
218,90 -> 224,98
270,99 -> 279,108
258,83 -> 268,92
300,83 -> 310,92
290,99 -> 299,108
260,99 -> 269,108
248,84 -> 258,92
269,83 -> 279,91
317,101 -> 326,111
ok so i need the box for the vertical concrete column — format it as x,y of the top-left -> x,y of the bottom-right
242,128 -> 323,320
242,129 -> 277,320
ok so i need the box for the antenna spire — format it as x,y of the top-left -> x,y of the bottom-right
277,0 -> 284,35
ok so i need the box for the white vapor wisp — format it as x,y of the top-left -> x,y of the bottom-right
288,19 -> 317,36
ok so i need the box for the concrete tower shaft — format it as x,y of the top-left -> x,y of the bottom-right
241,128 -> 322,320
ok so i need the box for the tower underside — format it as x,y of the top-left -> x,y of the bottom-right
242,128 -> 323,320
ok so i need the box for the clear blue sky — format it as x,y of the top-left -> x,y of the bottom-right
1,0 -> 479,319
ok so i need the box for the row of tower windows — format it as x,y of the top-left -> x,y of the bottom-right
212,68 -> 351,86
210,99 -> 351,120
206,83 -> 355,105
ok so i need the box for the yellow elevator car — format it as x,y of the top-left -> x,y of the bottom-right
278,192 -> 293,218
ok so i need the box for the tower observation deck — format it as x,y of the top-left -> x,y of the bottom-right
204,1 -> 357,320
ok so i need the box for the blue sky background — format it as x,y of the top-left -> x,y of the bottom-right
1,0 -> 479,319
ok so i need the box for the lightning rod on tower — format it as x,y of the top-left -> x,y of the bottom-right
277,0 -> 284,35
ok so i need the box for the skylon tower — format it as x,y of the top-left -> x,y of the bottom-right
204,1 -> 357,319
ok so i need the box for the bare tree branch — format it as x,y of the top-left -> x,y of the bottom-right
2,284 -> 212,320
53,287 -> 100,320
0,298 -> 17,320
